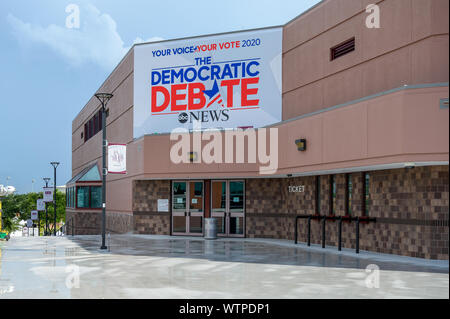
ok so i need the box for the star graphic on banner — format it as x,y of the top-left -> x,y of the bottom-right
202,80 -> 224,108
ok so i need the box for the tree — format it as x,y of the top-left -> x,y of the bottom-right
1,217 -> 21,233
1,190 -> 66,233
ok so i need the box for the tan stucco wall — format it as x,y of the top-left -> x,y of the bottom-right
70,0 -> 449,217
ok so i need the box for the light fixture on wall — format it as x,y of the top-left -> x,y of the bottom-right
295,139 -> 307,151
404,162 -> 416,169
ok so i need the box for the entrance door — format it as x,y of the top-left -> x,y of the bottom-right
172,181 -> 204,236
211,180 -> 245,237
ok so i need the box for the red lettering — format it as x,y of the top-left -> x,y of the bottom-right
151,86 -> 170,112
220,79 -> 240,107
241,77 -> 259,106
188,83 -> 206,110
171,84 -> 187,111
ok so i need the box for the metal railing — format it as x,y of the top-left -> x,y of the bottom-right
294,214 -> 376,253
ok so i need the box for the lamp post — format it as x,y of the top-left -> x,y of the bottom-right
50,162 -> 59,236
43,177 -> 50,236
94,92 -> 113,250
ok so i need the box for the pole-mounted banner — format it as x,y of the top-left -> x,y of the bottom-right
43,187 -> 53,202
37,199 -> 45,211
31,210 -> 38,220
107,144 -> 127,174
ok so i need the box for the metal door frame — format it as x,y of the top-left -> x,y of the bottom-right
210,180 -> 245,238
171,180 -> 204,236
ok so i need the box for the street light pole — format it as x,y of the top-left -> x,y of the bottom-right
50,162 -> 60,236
95,93 -> 113,250
43,178 -> 50,235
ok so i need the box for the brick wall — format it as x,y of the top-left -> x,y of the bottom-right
66,209 -> 100,235
132,180 -> 171,235
66,209 -> 133,235
245,166 -> 449,260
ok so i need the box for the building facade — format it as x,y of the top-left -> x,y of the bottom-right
67,0 -> 449,259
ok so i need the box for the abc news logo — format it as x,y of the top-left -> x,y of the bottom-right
178,112 -> 188,124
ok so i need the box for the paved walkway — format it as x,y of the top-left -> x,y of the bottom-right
0,235 -> 448,298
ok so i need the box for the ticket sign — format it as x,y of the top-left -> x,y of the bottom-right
37,199 -> 45,211
31,210 -> 38,220
43,187 -> 53,202
134,27 -> 282,137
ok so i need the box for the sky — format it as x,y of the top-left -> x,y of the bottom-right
0,0 -> 321,194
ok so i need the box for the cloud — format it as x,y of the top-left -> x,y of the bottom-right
132,36 -> 165,45
6,4 -> 162,70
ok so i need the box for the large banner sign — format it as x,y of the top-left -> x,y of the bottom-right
134,27 -> 282,137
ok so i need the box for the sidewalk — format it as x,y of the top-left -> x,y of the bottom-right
0,235 -> 448,299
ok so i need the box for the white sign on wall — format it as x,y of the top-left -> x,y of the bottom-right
37,199 -> 45,211
133,27 -> 282,137
108,144 -> 127,174
157,199 -> 169,212
43,187 -> 53,202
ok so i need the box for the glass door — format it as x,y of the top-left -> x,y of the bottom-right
228,181 -> 245,237
211,181 -> 227,236
172,181 -> 204,236
188,181 -> 204,235
172,181 -> 187,234
210,180 -> 245,237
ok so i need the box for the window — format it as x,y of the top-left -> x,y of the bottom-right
346,174 -> 352,216
172,182 -> 186,211
78,165 -> 101,181
89,118 -> 94,139
84,110 -> 104,143
211,181 -> 226,212
71,187 -> 75,207
84,123 -> 88,142
77,186 -> 90,208
229,181 -> 244,212
98,110 -> 102,131
93,113 -> 98,134
90,186 -> 102,208
362,172 -> 370,216
315,176 -> 321,215
76,186 -> 102,208
66,187 -> 76,208
66,163 -> 101,208
331,37 -> 355,61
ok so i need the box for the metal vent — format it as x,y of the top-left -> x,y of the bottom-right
331,38 -> 355,61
